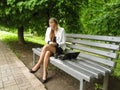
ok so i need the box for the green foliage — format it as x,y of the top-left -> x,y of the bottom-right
54,0 -> 82,33
95,83 -> 102,90
1,0 -> 120,36
0,0 -> 83,35
113,57 -> 120,79
81,0 -> 120,35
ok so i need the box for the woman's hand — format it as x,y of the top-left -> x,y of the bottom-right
49,42 -> 57,46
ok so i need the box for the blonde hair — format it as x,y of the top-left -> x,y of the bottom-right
49,17 -> 58,25
49,17 -> 58,41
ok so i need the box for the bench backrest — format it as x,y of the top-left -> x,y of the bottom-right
66,34 -> 120,69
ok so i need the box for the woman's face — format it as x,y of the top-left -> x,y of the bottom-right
49,20 -> 57,30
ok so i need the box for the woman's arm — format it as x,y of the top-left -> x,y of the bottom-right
45,27 -> 51,43
45,27 -> 57,46
49,42 -> 57,46
57,29 -> 66,47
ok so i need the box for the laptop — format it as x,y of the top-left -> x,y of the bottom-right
58,52 -> 80,60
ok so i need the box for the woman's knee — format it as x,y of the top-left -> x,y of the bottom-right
45,51 -> 51,57
42,45 -> 49,51
44,51 -> 51,62
42,44 -> 56,54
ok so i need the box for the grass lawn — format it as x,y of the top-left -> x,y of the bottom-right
0,30 -> 45,45
0,30 -> 120,80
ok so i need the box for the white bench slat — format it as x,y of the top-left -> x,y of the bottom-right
77,61 -> 107,76
78,53 -> 115,67
66,34 -> 120,43
77,59 -> 111,75
65,60 -> 101,78
50,57 -> 94,82
37,48 -> 42,51
66,38 -> 120,50
32,49 -> 41,56
67,44 -> 117,59
32,48 -> 42,56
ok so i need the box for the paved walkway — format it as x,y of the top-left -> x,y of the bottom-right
0,41 -> 46,90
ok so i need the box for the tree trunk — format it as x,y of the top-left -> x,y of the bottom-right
18,26 -> 25,44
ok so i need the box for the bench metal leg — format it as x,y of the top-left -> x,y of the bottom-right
80,80 -> 86,90
33,53 -> 36,66
103,74 -> 109,90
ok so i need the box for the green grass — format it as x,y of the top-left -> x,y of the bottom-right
0,30 -> 120,79
113,58 -> 120,79
0,30 -> 45,45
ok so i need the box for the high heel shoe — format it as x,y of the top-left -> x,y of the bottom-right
40,78 -> 47,83
30,67 -> 40,73
40,72 -> 48,83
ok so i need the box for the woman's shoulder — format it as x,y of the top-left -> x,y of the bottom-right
58,27 -> 64,31
47,27 -> 51,30
46,27 -> 51,32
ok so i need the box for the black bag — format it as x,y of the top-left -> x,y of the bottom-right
57,52 -> 80,60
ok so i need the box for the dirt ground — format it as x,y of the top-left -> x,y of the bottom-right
8,42 -> 120,90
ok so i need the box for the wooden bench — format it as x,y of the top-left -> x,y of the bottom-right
32,34 -> 120,90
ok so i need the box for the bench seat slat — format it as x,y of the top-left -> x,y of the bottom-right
65,60 -> 102,78
77,60 -> 111,75
50,57 -> 94,82
66,38 -> 120,50
78,53 -> 115,67
67,44 -> 117,59
79,59 -> 112,72
66,34 -> 120,43
37,48 -> 42,51
32,48 -> 41,56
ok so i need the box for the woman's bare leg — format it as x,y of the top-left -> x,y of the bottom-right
32,45 -> 49,71
32,44 -> 56,71
43,45 -> 56,80
43,51 -> 51,80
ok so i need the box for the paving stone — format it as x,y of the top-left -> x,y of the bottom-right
0,80 -> 3,89
4,86 -> 12,90
1,70 -> 12,78
2,76 -> 8,82
15,78 -> 24,85
0,41 -> 46,90
34,86 -> 47,90
0,73 -> 1,80
19,86 -> 32,90
1,64 -> 9,70
21,67 -> 36,81
13,73 -> 25,79
1,72 -> 7,77
10,85 -> 19,90
8,76 -> 14,81
3,85 -> 19,90
15,60 -> 26,68
27,87 -> 35,90
30,77 -> 44,87
3,80 -> 16,87
18,82 -> 32,90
